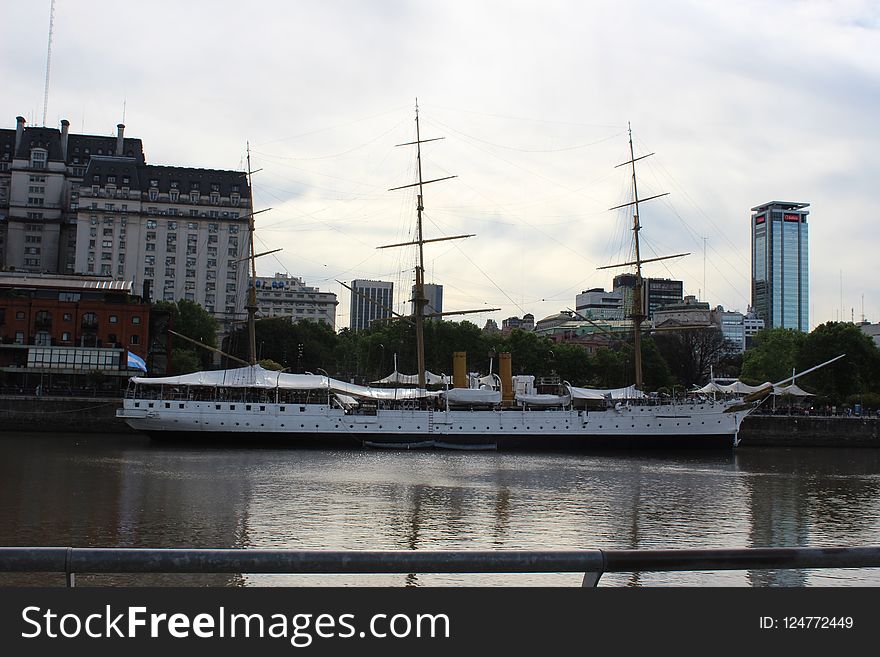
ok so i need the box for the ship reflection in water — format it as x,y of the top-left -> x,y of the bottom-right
1,433 -> 878,586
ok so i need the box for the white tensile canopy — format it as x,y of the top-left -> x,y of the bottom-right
720,381 -> 773,394
568,384 -> 646,400
371,370 -> 449,385
773,383 -> 814,396
694,380 -> 813,397
131,365 -> 436,401
694,381 -> 726,394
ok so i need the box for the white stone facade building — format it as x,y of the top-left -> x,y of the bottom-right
254,272 -> 338,328
0,116 -> 250,333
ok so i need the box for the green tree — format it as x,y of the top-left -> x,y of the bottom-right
170,348 -> 201,375
226,317 -> 337,374
796,322 -> 880,405
640,336 -> 674,391
653,327 -> 730,389
740,327 -> 806,385
258,358 -> 284,371
590,347 -> 630,388
154,300 -> 219,368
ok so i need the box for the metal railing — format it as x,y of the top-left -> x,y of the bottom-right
2,546 -> 879,587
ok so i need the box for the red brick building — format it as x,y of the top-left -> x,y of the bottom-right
0,273 -> 149,393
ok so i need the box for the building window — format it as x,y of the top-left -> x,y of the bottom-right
109,315 -> 118,324
132,316 -> 141,325
130,335 -> 140,345
30,149 -> 47,169
149,189 -> 158,201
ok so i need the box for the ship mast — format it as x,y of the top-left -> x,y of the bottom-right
245,144 -> 258,364
627,127 -> 646,389
413,105 -> 428,387
381,100 -> 489,388
599,124 -> 687,390
243,144 -> 278,366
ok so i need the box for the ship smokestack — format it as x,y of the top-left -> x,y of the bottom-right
453,352 -> 467,389
500,352 -> 514,405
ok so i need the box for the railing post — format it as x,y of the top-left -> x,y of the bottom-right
65,547 -> 75,587
582,571 -> 601,587
581,549 -> 604,586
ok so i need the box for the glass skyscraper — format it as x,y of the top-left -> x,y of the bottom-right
751,201 -> 809,331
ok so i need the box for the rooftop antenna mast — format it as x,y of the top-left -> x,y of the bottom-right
42,0 -> 56,126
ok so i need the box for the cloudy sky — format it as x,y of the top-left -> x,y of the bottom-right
3,0 -> 878,329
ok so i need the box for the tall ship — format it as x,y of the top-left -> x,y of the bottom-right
118,113 -> 758,448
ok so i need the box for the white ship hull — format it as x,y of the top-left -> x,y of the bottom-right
118,397 -> 750,449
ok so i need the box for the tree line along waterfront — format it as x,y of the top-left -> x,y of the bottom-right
158,300 -> 880,413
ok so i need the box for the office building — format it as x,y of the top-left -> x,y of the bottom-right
711,306 -> 746,353
1,117 -> 146,273
751,201 -> 809,331
652,295 -> 712,329
575,288 -> 624,320
743,310 -> 766,348
411,282 -> 443,316
349,279 -> 393,330
254,273 -> 338,328
75,159 -> 250,333
0,116 -> 251,335
501,313 -> 535,333
612,274 -> 683,319
424,283 -> 443,316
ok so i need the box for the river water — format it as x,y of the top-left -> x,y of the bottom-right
1,432 -> 879,587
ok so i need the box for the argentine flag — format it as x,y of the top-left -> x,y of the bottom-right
127,351 -> 148,372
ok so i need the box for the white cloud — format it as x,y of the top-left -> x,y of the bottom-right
2,0 -> 878,328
